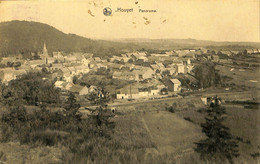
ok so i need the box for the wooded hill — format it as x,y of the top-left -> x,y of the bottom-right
0,21 -> 259,57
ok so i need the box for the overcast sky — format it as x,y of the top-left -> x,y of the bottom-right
0,0 -> 259,42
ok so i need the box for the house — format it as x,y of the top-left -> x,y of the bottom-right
88,60 -> 97,69
50,63 -> 63,72
116,85 -> 139,99
74,55 -> 89,65
25,60 -> 45,68
63,73 -> 73,83
201,97 -> 211,105
53,52 -> 65,63
156,63 -> 166,72
107,63 -> 123,71
65,55 -> 77,63
172,59 -> 183,65
116,79 -> 165,99
194,50 -> 202,56
54,80 -> 65,88
112,71 -> 122,79
230,51 -> 240,55
186,65 -> 194,73
132,67 -> 154,81
219,50 -> 232,56
184,51 -> 196,58
201,96 -> 222,105
177,64 -> 185,74
126,52 -> 147,61
150,64 -> 160,72
110,56 -> 123,62
165,79 -> 181,92
0,57 -> 17,65
165,51 -> 175,56
121,63 -> 135,71
121,54 -> 131,62
253,49 -> 259,54
246,49 -> 254,54
219,59 -> 232,64
0,68 -> 27,83
79,87 -> 90,95
150,54 -> 171,62
148,56 -> 160,63
182,58 -> 191,66
0,68 -> 15,83
74,65 -> 90,74
165,67 -> 177,75
94,57 -> 102,62
139,56 -> 148,62
212,55 -> 220,62
69,85 -> 89,95
47,57 -> 56,64
88,85 -> 97,93
112,71 -> 136,81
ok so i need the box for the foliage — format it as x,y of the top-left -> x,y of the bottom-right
195,97 -> 239,164
193,62 -> 221,88
166,106 -> 175,113
87,85 -> 110,107
64,93 -> 81,121
0,93 -> 116,163
1,72 -> 61,106
79,73 -> 131,89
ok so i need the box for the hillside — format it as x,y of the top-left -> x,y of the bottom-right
0,21 -> 259,57
0,21 -> 139,57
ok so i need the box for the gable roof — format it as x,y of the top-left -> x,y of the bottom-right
69,84 -> 85,93
170,79 -> 181,84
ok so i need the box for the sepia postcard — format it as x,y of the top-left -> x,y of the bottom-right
0,0 -> 259,163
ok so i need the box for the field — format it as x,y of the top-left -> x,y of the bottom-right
112,111 -> 204,163
0,95 -> 259,163
176,104 -> 260,164
0,142 -> 63,163
216,62 -> 260,90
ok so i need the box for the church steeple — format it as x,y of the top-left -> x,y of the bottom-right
43,42 -> 48,54
42,42 -> 48,64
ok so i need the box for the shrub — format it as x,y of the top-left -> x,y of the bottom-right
184,117 -> 193,122
1,72 -> 61,106
166,106 -> 175,113
251,152 -> 260,159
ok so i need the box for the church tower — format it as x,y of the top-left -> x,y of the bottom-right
42,42 -> 48,64
43,42 -> 48,54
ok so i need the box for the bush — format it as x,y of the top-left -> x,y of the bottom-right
197,108 -> 206,113
184,117 -> 193,122
166,106 -> 175,113
1,72 -> 61,106
28,130 -> 65,146
0,87 -> 119,163
251,152 -> 260,159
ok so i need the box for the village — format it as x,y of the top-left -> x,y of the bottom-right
0,43 -> 259,104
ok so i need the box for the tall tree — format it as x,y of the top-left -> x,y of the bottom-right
65,92 -> 81,121
87,85 -> 110,108
87,84 -> 112,126
195,97 -> 239,163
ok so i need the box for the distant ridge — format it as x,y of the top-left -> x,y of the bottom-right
0,21 -> 259,57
